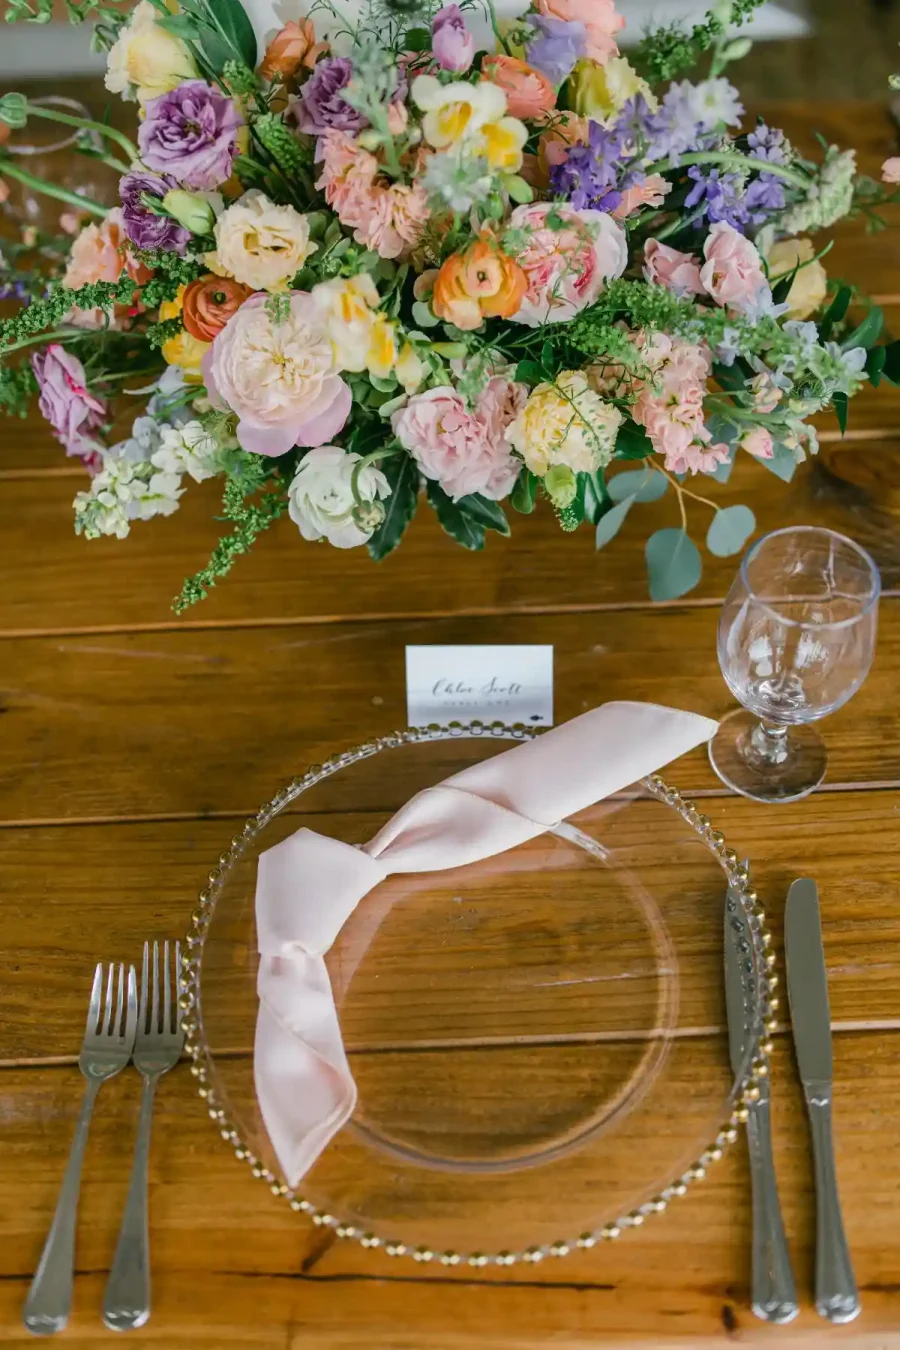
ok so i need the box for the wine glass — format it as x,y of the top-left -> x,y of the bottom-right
2,96 -> 118,235
708,526 -> 880,803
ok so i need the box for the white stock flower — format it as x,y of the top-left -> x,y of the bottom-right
288,445 -> 391,549
152,420 -> 220,483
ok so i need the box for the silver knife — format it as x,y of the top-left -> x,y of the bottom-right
725,872 -> 798,1323
785,877 -> 860,1323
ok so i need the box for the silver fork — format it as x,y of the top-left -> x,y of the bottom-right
102,941 -> 184,1332
23,963 -> 138,1337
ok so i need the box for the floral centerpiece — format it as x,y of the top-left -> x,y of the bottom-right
1,0 -> 899,608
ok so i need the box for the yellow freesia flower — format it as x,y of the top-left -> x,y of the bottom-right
412,75 -> 508,149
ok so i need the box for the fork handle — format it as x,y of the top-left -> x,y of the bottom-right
102,1075 -> 157,1332
23,1076 -> 101,1336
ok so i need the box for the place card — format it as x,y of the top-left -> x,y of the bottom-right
406,645 -> 554,728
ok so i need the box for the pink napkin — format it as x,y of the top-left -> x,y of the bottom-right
254,702 -> 717,1186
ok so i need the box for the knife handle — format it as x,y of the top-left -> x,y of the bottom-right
745,1095 -> 799,1323
807,1089 -> 860,1323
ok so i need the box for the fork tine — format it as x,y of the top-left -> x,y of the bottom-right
124,964 -> 138,1046
103,963 -> 114,1035
151,940 -> 160,1034
139,941 -> 149,1036
114,963 -> 125,1038
163,941 -> 172,1034
85,963 -> 103,1037
174,942 -> 183,1032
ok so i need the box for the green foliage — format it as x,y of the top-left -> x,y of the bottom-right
841,306 -> 883,352
832,389 -> 849,435
818,284 -> 851,342
145,316 -> 184,351
645,528 -> 702,601
511,467 -> 537,514
632,0 -> 765,82
172,478 -> 287,613
367,454 -> 419,560
614,420 -> 654,461
706,504 -> 756,557
253,113 -> 309,175
425,480 -> 496,550
607,469 -> 668,503
594,495 -> 635,550
0,361 -> 38,417
582,471 -> 608,524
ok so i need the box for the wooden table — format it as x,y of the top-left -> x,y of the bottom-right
3,100 -> 900,1348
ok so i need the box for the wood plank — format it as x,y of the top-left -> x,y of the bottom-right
2,600 -> 899,824
3,439 -> 900,633
1,1032 -> 899,1346
3,789 -> 899,1061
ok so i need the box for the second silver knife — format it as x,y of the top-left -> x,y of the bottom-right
725,874 -> 798,1323
785,877 -> 860,1324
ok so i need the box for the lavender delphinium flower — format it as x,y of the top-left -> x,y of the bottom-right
685,166 -> 749,230
120,170 -> 192,253
747,121 -> 787,165
293,56 -> 367,136
138,80 -> 243,190
550,118 -> 627,212
526,14 -> 586,84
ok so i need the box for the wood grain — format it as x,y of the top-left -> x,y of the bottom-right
4,438 -> 900,634
1,599 -> 899,825
1,1031 -> 899,1346
3,789 -> 900,1061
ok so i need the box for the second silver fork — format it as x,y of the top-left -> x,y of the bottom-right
102,941 -> 184,1333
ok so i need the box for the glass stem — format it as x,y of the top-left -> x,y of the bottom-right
750,719 -> 790,767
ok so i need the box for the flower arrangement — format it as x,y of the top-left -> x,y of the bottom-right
2,0 -> 899,608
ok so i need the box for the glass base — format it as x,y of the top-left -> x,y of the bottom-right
708,709 -> 827,803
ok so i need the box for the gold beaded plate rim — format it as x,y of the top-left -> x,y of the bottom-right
180,721 -> 775,1267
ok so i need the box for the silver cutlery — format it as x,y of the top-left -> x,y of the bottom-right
102,940 -> 184,1333
785,877 -> 860,1324
23,963 -> 138,1337
724,870 -> 798,1324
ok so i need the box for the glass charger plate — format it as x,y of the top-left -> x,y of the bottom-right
181,725 -> 774,1265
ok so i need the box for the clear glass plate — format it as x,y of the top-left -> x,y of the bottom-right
182,726 -> 771,1265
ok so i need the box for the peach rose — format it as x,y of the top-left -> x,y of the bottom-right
432,234 -> 527,331
536,0 -> 624,64
643,239 -> 705,297
182,274 -> 253,342
63,208 -> 140,289
259,19 -> 328,81
481,55 -> 556,121
506,201 -> 627,327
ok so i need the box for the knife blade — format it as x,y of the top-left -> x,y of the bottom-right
724,873 -> 797,1324
785,878 -> 860,1323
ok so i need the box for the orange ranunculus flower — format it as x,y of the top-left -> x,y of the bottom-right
259,19 -> 328,82
432,235 -> 527,331
481,55 -> 556,121
182,274 -> 253,342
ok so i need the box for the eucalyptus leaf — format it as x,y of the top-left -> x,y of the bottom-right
411,300 -> 438,328
367,455 -> 418,561
758,442 -> 796,482
645,528 -> 702,601
594,495 -> 635,550
706,504 -> 756,557
425,480 -> 485,551
607,468 -> 667,503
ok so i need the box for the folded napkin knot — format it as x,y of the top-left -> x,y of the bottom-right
255,702 -> 718,1186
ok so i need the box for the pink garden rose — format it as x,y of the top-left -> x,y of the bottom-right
506,201 -> 627,328
203,292 -> 351,457
32,343 -> 106,470
700,222 -> 767,312
643,239 -> 705,297
740,426 -> 774,460
882,157 -> 900,184
392,382 -> 523,501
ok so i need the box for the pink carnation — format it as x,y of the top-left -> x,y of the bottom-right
631,332 -> 728,476
740,426 -> 774,460
700,221 -> 767,312
392,381 -> 524,501
643,239 -> 705,298
317,129 -> 429,259
506,201 -> 627,328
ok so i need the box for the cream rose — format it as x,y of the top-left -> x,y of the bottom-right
766,237 -> 828,321
208,190 -> 318,293
508,371 -> 622,476
288,445 -> 391,548
105,1 -> 198,104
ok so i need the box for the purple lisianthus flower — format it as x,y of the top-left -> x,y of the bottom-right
294,56 -> 367,136
138,80 -> 243,191
119,170 -> 191,253
526,14 -> 585,84
431,5 -> 475,73
32,343 -> 106,471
